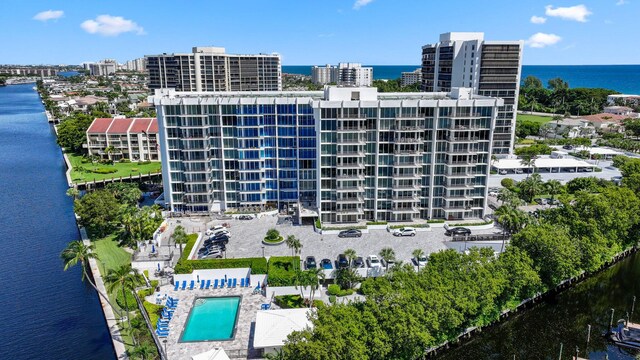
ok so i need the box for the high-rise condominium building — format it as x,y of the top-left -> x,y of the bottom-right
311,63 -> 373,87
87,59 -> 117,76
146,47 -> 282,93
152,86 -> 501,223
421,32 -> 523,156
122,58 -> 146,72
401,68 -> 422,87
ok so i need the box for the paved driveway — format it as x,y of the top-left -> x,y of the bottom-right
489,160 -> 621,188
186,216 -> 502,267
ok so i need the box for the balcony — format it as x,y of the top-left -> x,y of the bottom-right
395,126 -> 422,132
336,186 -> 364,192
394,149 -> 422,155
445,182 -> 474,189
337,208 -> 364,215
393,183 -> 421,190
336,196 -> 364,203
394,172 -> 422,179
395,161 -> 420,168
339,138 -> 366,145
447,171 -> 474,178
337,151 -> 365,157
337,126 -> 365,132
392,195 -> 419,202
337,163 -> 365,169
337,174 -> 365,181
395,137 -> 423,144
392,206 -> 419,213
444,195 -> 472,200
448,148 -> 478,155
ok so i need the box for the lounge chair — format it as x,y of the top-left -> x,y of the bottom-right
213,279 -> 218,289
240,278 -> 245,287
246,277 -> 250,287
205,280 -> 211,289
173,282 -> 179,291
232,278 -> 237,287
157,323 -> 169,330
156,329 -> 169,338
157,320 -> 170,326
181,281 -> 187,290
220,278 -> 225,288
261,303 -> 271,310
188,280 -> 195,290
227,279 -> 232,287
200,281 -> 205,289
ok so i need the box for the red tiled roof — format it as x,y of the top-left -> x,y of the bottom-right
581,113 -> 626,124
147,118 -> 158,133
107,118 -> 133,133
87,118 -> 114,133
129,118 -> 151,133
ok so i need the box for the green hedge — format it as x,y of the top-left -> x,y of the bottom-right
142,300 -> 164,326
449,220 -> 493,227
267,256 -> 300,286
92,167 -> 118,174
116,289 -> 137,310
176,257 -> 268,274
275,294 -> 323,309
366,221 -> 387,225
389,223 -> 430,229
328,284 -> 354,297
263,236 -> 284,244
323,225 -> 367,231
137,280 -> 159,298
427,220 -> 446,224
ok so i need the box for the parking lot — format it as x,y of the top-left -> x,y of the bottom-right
488,160 -> 621,188
173,216 -> 505,269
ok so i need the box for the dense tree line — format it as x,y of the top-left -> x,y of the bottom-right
281,167 -> 640,359
373,79 -> 421,92
519,75 -> 617,116
57,109 -> 110,153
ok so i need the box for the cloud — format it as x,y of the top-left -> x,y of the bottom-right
526,33 -> 562,48
81,15 -> 145,36
33,10 -> 64,21
353,0 -> 374,10
530,15 -> 547,24
616,0 -> 628,5
545,5 -> 592,22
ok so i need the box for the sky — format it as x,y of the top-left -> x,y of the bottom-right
0,0 -> 638,66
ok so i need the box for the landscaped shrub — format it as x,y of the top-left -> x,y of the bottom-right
329,295 -> 336,304
389,223 -> 429,229
449,220 -> 493,227
267,256 -> 300,286
190,258 -> 268,273
142,300 -> 164,326
314,219 -> 322,229
427,220 -> 445,224
116,289 -> 137,310
501,178 -> 515,189
366,221 -> 387,225
275,295 -> 323,309
327,284 -> 354,297
92,167 -> 118,174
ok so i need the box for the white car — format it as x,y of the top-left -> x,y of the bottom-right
514,169 -> 523,174
499,170 -> 508,175
205,225 -> 227,236
393,227 -> 416,237
367,255 -> 382,268
488,190 -> 498,197
415,255 -> 428,267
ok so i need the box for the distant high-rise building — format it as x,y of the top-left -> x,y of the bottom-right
401,68 -> 422,87
145,47 -> 281,92
88,59 -> 117,76
421,32 -> 523,156
311,63 -> 373,87
122,58 -> 146,72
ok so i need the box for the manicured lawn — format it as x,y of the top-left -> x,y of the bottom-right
93,235 -> 131,273
516,113 -> 555,125
66,152 -> 162,183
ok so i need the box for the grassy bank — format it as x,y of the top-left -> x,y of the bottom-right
516,113 -> 555,125
67,152 -> 161,183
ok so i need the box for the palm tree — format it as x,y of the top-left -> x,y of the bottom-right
104,145 -> 117,161
379,247 -> 396,271
412,249 -> 425,271
127,341 -> 156,360
344,248 -> 357,268
104,264 -> 141,330
519,155 -> 536,177
520,173 -> 544,203
497,188 -> 524,208
285,235 -> 302,265
495,206 -> 530,235
61,241 -> 119,314
545,180 -> 563,203
307,267 -> 326,307
172,225 -> 189,258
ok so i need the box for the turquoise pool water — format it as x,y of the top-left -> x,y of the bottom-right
180,296 -> 241,342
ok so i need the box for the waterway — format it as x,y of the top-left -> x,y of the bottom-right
0,84 -> 114,359
436,252 -> 640,360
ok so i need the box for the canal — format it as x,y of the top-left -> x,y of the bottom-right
436,252 -> 640,360
0,84 -> 114,359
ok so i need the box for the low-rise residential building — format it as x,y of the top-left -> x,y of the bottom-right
579,113 -> 627,133
86,117 -> 159,162
607,94 -> 640,106
603,106 -> 637,117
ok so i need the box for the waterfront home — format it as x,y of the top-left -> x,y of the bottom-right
85,117 -> 159,162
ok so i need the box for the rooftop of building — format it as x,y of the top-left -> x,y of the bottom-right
86,117 -> 158,134
578,113 -> 628,123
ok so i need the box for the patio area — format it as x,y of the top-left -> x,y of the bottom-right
154,284 -> 270,359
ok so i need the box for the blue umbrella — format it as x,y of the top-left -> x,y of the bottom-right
151,244 -> 155,253
157,263 -> 161,271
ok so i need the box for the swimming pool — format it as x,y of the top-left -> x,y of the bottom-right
180,296 -> 241,342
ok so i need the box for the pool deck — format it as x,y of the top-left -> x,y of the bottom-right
158,284 -> 269,359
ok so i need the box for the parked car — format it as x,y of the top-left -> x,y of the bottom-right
563,145 -> 574,150
445,227 -> 472,236
337,254 -> 349,269
238,215 -> 253,220
320,258 -> 333,269
207,233 -> 231,241
383,259 -> 396,268
205,235 -> 229,245
305,256 -> 317,269
338,229 -> 362,238
353,256 -> 365,268
198,248 -> 222,259
393,227 -> 417,237
514,169 -> 523,174
585,167 -> 593,172
499,170 -> 508,175
367,255 -> 382,268
488,190 -> 498,197
414,255 -> 428,267
205,225 -> 227,236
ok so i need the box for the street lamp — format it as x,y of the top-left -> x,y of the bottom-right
261,246 -> 265,258
163,339 -> 168,357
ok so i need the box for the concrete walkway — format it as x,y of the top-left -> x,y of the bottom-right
81,227 -> 129,359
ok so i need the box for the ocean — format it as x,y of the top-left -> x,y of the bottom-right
282,65 -> 640,94
0,84 -> 114,359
